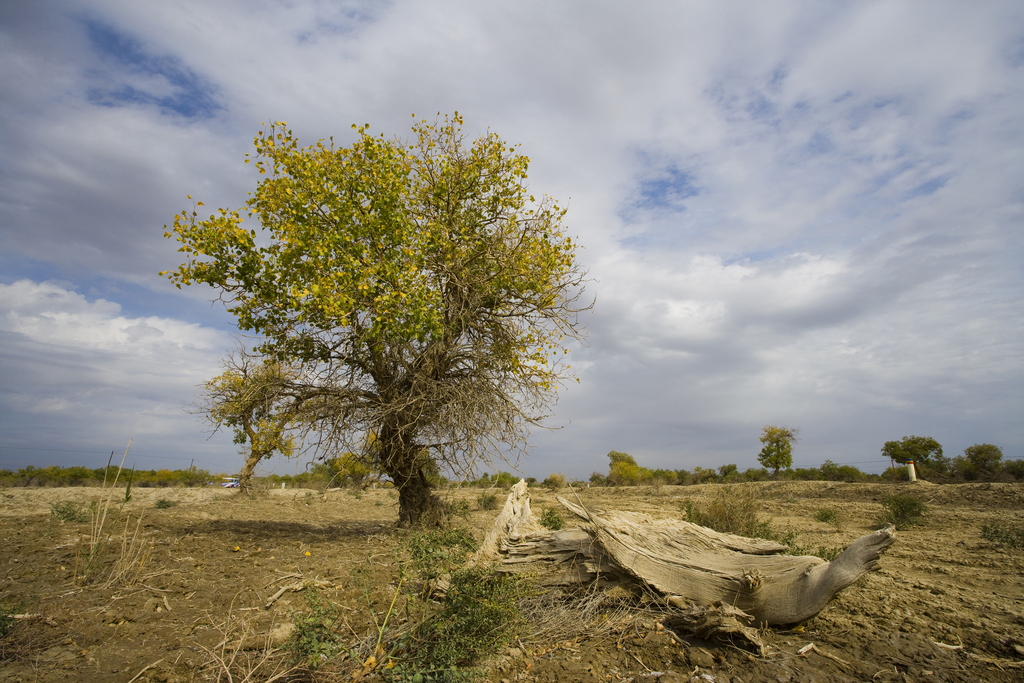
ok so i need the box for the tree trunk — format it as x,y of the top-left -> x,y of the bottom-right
237,449 -> 263,495
237,416 -> 265,495
473,483 -> 896,626
395,472 -> 444,527
383,448 -> 444,527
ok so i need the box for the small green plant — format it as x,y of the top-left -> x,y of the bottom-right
476,491 -> 498,511
289,588 -> 349,668
50,501 -> 87,523
540,507 -> 565,530
0,599 -> 24,638
981,524 -> 1024,550
879,493 -> 927,527
813,506 -> 843,532
154,498 -> 177,509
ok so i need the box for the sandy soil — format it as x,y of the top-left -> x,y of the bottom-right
0,481 -> 1021,682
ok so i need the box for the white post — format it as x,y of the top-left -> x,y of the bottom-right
906,459 -> 917,482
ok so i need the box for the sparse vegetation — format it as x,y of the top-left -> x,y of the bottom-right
682,487 -> 840,560
440,498 -> 471,521
981,523 -> 1024,550
0,473 -> 1017,681
681,487 -> 774,540
50,500 -> 87,522
154,498 -> 177,509
289,588 -> 349,668
0,599 -> 24,639
879,493 -> 927,527
476,491 -> 499,510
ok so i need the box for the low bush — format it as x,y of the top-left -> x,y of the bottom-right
399,566 -> 526,676
682,487 -> 839,560
681,488 -> 774,539
154,498 -> 177,509
385,526 -> 527,679
813,506 -> 843,532
879,492 -> 927,527
981,524 -> 1024,550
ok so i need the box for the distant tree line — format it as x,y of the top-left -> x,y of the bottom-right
3,437 -> 1018,489
0,465 -> 212,488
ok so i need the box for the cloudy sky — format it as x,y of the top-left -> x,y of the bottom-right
1,0 -> 1021,479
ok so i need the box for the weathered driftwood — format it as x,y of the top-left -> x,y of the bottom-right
473,481 -> 896,626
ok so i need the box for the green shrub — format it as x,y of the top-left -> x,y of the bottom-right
813,506 -> 843,531
405,567 -> 526,673
981,524 -> 1024,550
154,498 -> 177,509
476,491 -> 498,511
879,493 -> 927,527
383,526 -> 527,678
50,500 -> 87,523
540,507 -> 565,530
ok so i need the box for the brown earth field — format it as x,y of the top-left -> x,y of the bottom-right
1,480 -> 1022,683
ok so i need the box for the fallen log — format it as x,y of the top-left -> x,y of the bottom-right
473,481 -> 896,626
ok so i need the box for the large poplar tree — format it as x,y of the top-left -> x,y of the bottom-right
163,114 -> 589,525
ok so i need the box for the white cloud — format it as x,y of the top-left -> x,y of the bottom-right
1,1 -> 1021,477
0,280 -> 235,469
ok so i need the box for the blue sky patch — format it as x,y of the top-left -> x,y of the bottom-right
635,166 -> 700,211
82,19 -> 221,118
907,175 -> 950,199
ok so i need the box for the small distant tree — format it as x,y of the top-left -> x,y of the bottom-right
954,443 -> 1003,480
542,473 -> 566,490
691,466 -> 717,484
881,436 -> 942,466
758,425 -> 799,478
324,452 -> 382,488
606,451 -> 651,486
718,463 -> 738,478
198,352 -> 297,493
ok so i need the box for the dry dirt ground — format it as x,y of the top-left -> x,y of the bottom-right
0,481 -> 1022,682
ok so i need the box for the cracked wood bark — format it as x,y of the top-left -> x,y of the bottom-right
473,482 -> 896,626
